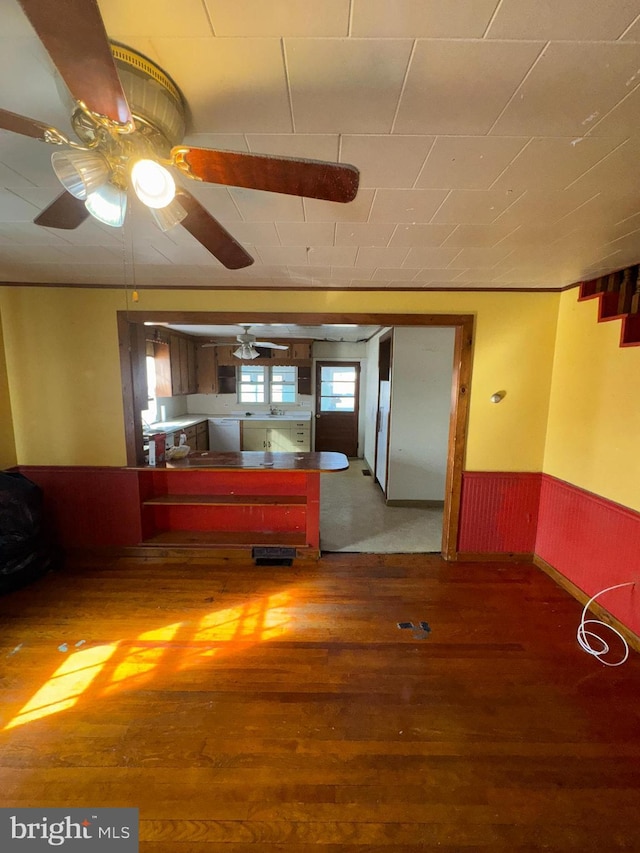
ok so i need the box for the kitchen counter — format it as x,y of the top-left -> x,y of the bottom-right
159,450 -> 346,471
146,411 -> 312,434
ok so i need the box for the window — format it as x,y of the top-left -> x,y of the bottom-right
238,365 -> 297,404
319,365 -> 357,411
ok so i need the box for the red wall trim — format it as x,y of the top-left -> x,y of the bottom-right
18,466 -> 142,548
458,471 -> 541,554
536,474 -> 640,635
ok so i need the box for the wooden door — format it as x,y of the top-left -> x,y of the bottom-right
314,361 -> 360,456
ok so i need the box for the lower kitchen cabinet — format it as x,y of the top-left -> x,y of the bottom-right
240,420 -> 310,451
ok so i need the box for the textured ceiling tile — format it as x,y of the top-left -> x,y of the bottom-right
368,189 -> 449,223
182,133 -> 249,152
307,246 -> 357,266
276,222 -> 335,246
341,135 -> 434,188
411,268 -> 463,282
351,0 -> 499,38
402,246 -> 461,268
356,247 -> 409,268
388,223 -> 456,247
588,86 -> 640,140
492,187 -> 598,227
432,190 -> 518,224
219,221 -> 280,245
491,42 -> 640,137
440,223 -> 519,248
394,40 -> 543,135
490,137 -> 625,192
286,39 -> 412,133
99,0 -> 213,38
448,246 -> 513,268
0,189 -> 40,222
565,139 -> 640,195
329,266 -> 375,280
371,267 -> 417,280
416,136 -> 528,190
230,187 -> 305,221
335,222 -> 395,246
246,134 -> 340,161
255,245 -> 309,265
203,0 -> 350,36
486,0 -> 640,40
304,190 -> 375,222
151,38 -> 292,133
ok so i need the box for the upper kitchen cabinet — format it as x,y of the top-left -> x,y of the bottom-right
152,333 -> 198,397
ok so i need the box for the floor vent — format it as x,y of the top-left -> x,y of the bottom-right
252,546 -> 296,566
362,469 -> 372,476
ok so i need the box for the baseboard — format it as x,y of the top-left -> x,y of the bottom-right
533,555 -> 640,655
455,551 -> 534,563
385,499 -> 445,508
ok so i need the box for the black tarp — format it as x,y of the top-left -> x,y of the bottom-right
0,471 -> 60,593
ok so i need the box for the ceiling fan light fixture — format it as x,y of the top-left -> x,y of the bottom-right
131,158 -> 176,209
234,344 -> 260,360
149,197 -> 187,232
51,149 -> 110,200
85,183 -> 127,228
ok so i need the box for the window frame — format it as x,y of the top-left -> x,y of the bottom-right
237,364 -> 297,404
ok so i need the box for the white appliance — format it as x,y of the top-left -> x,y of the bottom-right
208,418 -> 241,451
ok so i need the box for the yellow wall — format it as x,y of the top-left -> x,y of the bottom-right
0,285 -> 559,471
543,290 -> 640,512
0,308 -> 17,470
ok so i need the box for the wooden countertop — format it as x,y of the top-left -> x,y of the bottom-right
144,451 -> 349,472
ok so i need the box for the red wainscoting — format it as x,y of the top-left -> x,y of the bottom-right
536,474 -> 640,636
457,472 -> 542,555
19,466 -> 142,548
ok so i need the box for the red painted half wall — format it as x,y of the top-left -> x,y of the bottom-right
536,474 -> 640,636
19,466 -> 142,548
457,472 -> 541,554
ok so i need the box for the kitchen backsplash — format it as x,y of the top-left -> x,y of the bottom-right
186,393 -> 313,416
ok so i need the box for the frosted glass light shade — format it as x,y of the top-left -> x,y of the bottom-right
85,184 -> 127,227
234,344 -> 260,360
149,198 -> 187,232
131,159 -> 176,208
51,149 -> 110,199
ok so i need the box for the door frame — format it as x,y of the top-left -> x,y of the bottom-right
118,310 -> 473,560
314,359 -> 361,456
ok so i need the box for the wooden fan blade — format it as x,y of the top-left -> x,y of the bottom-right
0,108 -> 59,141
34,191 -> 90,229
172,147 -> 359,203
19,0 -> 132,126
177,190 -> 254,270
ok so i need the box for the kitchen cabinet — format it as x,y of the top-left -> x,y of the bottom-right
240,420 -> 310,451
196,343 -> 217,394
196,421 -> 208,451
292,342 -> 312,361
157,334 -> 197,396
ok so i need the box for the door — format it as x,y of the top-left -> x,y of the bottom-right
314,361 -> 360,456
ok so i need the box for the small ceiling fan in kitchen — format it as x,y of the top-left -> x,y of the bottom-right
0,0 -> 359,270
202,325 -> 289,360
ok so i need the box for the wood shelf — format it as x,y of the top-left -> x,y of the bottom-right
144,494 -> 307,507
143,530 -> 306,547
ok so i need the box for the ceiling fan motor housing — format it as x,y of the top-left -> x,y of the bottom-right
71,43 -> 187,158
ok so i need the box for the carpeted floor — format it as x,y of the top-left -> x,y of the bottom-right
320,459 -> 443,553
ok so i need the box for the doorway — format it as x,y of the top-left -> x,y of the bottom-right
314,361 -> 360,456
118,310 -> 473,560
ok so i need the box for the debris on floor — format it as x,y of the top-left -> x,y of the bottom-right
397,620 -> 431,639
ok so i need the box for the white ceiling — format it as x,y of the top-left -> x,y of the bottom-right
2,0 -> 640,291
163,322 -> 381,341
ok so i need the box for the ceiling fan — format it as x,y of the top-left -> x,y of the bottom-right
0,0 -> 360,270
203,325 -> 289,360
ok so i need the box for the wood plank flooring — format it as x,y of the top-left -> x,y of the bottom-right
1,552 -> 640,851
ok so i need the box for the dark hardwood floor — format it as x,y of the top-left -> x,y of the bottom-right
1,552 -> 639,851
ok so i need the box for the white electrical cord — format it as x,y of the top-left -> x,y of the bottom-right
577,581 -> 635,667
